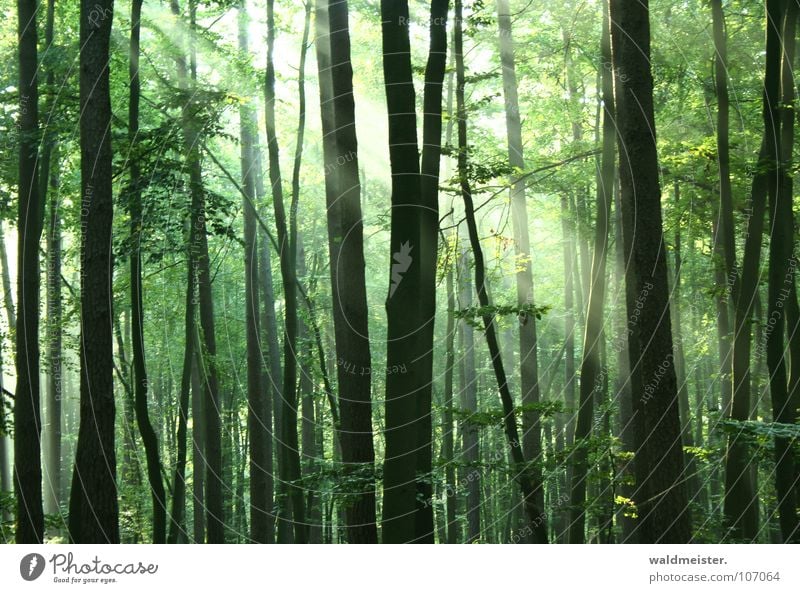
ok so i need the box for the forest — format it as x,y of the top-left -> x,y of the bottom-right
0,0 -> 799,545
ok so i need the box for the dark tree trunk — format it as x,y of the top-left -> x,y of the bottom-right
613,181 -> 636,543
412,0 -> 449,543
314,0 -> 378,543
14,0 -> 44,544
69,0 -> 119,543
725,0 -> 784,542
265,0 -> 305,543
379,0 -> 424,543
610,0 -> 690,543
767,0 -> 799,543
128,0 -> 167,544
455,0 -> 546,544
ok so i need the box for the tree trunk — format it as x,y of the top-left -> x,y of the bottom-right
766,0 -> 799,543
568,1 -> 615,543
171,0 -> 224,543
264,0 -> 305,543
69,0 -> 119,543
191,355 -> 205,543
725,0 -> 783,542
236,1 -> 271,545
412,0 -> 449,543
610,0 -> 690,543
497,0 -> 546,544
443,248 -> 457,544
379,0 -> 427,543
168,243 -> 196,544
251,104 -> 279,546
457,251 -> 481,543
41,0 -> 62,522
128,0 -> 167,544
315,0 -> 378,543
455,0 -> 546,543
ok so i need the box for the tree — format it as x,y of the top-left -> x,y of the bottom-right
568,0 -> 615,544
41,0 -> 62,520
236,0 -> 271,545
69,0 -> 120,543
14,0 -> 44,544
725,0 -> 784,543
265,0 -> 305,543
766,0 -> 799,543
128,0 -> 167,544
315,0 -> 378,543
609,0 -> 690,543
169,0 -> 225,544
455,0 -> 546,544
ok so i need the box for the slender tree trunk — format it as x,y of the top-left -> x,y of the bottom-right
171,0 -> 224,543
497,0 -> 546,544
41,0 -> 62,522
457,250 -> 481,543
251,108 -> 278,546
568,2 -> 615,543
128,0 -> 167,544
443,249 -> 457,544
725,0 -> 783,542
69,0 -> 119,543
610,0 -> 690,543
236,1 -> 270,545
711,0 -> 738,306
191,356 -> 204,543
671,184 -> 701,513
409,0 -> 448,543
264,0 -> 305,543
455,0 -> 546,543
168,245 -> 195,544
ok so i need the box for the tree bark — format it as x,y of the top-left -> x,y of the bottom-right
69,0 -> 119,543
128,0 -> 167,544
610,0 -> 690,543
315,0 -> 378,543
14,0 -> 44,544
767,0 -> 799,543
379,0 -> 426,543
41,0 -> 62,521
725,0 -> 783,542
